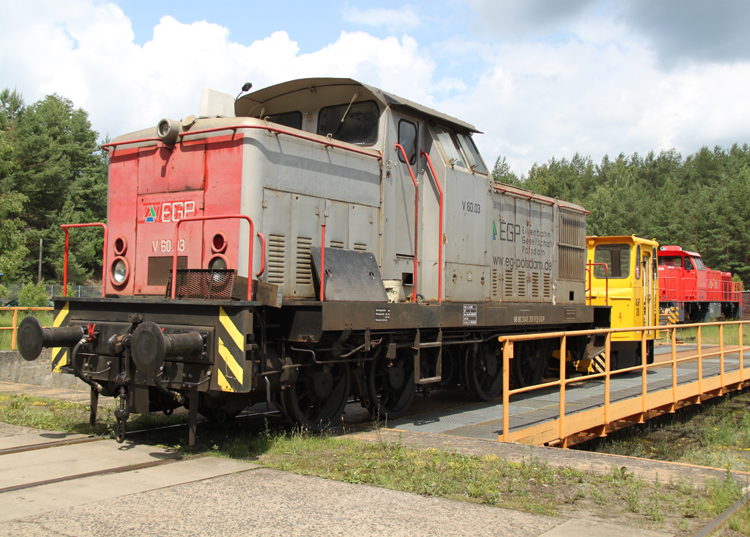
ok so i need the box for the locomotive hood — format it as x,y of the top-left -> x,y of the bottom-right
235,77 -> 479,134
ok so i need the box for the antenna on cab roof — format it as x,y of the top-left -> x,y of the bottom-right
235,82 -> 252,101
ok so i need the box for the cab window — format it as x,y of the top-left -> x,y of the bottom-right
457,133 -> 489,175
658,256 -> 682,267
635,245 -> 641,280
318,100 -> 379,145
594,244 -> 631,279
433,126 -> 466,168
684,257 -> 695,271
693,257 -> 706,270
267,111 -> 302,130
397,119 -> 417,165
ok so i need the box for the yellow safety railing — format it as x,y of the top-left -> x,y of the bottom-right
499,320 -> 750,447
0,307 -> 54,351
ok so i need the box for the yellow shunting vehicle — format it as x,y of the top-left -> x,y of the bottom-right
582,235 -> 659,372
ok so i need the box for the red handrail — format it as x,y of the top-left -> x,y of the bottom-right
102,125 -> 383,161
420,150 -> 443,303
320,223 -> 326,302
60,223 -> 109,298
586,262 -> 609,306
171,215 -> 256,301
394,143 -> 418,303
256,232 -> 266,278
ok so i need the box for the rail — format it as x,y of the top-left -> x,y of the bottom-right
394,143 -> 418,302
497,320 -> 750,447
102,125 -> 383,161
585,262 -> 609,306
0,307 -> 54,351
171,215 -> 258,301
420,150 -> 444,303
61,223 -> 109,298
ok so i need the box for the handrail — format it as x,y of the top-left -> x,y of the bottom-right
256,232 -> 266,278
420,150 -> 443,303
61,223 -> 109,298
171,215 -> 256,301
585,262 -> 609,306
498,319 -> 750,445
320,223 -> 326,301
394,143 -> 418,303
102,125 -> 384,160
177,125 -> 382,160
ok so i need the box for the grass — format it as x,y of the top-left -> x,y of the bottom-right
0,310 -> 53,350
0,392 -> 187,436
0,391 -> 745,536
660,323 -> 750,347
580,389 -> 750,473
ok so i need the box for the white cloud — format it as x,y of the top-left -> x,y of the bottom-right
341,4 -> 421,32
0,2 -> 434,140
3,0 -> 750,180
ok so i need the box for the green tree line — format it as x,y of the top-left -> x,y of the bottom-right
0,88 -> 107,284
493,147 -> 750,285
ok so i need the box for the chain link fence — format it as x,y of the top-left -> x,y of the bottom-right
2,284 -> 103,300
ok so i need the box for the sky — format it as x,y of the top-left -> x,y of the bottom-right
3,0 -> 750,176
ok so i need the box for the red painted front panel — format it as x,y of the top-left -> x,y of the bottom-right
201,136 -> 244,274
106,148 -> 139,295
170,141 -> 206,192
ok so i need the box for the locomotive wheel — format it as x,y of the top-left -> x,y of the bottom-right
366,348 -> 415,421
511,340 -> 546,388
464,342 -> 502,402
280,362 -> 351,432
197,392 -> 249,424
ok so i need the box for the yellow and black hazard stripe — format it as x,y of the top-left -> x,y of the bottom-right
51,302 -> 70,373
216,307 -> 246,392
591,354 -> 606,374
667,307 -> 679,325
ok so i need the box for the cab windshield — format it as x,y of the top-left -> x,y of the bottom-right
594,244 -> 631,279
658,256 -> 682,267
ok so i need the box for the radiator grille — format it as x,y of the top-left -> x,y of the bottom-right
531,272 -> 540,298
504,269 -> 514,298
296,237 -> 312,285
491,269 -> 499,299
517,270 -> 526,298
543,273 -> 551,299
353,243 -> 367,252
166,269 -> 235,300
558,210 -> 586,282
268,234 -> 286,285
330,240 -> 345,249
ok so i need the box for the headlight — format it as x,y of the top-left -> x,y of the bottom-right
208,256 -> 228,271
112,258 -> 129,285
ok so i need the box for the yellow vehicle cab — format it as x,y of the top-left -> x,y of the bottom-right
583,235 -> 659,371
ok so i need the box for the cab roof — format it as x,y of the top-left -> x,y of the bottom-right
236,77 -> 479,133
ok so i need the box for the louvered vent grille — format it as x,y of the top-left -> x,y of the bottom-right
531,272 -> 540,298
543,273 -> 551,299
268,234 -> 286,285
558,210 -> 586,282
517,270 -> 526,297
491,269 -> 499,299
296,237 -> 312,285
504,269 -> 514,298
353,243 -> 367,252
330,240 -> 344,249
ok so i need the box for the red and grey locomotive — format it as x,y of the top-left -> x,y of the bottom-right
17,78 -> 601,443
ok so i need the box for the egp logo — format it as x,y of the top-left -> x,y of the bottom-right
143,201 -> 196,223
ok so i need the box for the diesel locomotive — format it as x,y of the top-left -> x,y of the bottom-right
17,78 -> 601,443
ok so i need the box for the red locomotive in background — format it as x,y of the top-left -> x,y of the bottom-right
658,245 -> 742,322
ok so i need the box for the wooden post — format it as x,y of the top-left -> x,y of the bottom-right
641,329 -> 648,415
697,325 -> 703,397
671,327 -> 677,406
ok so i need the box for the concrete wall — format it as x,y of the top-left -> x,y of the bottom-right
0,350 -> 89,391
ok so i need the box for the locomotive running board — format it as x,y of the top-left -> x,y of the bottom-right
412,329 -> 443,385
